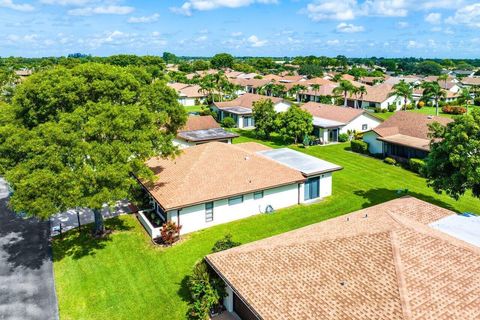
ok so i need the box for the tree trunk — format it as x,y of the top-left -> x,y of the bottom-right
93,208 -> 105,235
344,93 -> 347,107
404,97 -> 407,111
435,100 -> 439,116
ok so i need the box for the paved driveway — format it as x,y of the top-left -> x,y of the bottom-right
0,178 -> 59,320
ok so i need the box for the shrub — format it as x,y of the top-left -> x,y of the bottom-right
474,97 -> 480,106
384,157 -> 397,165
408,158 -> 425,175
442,105 -> 466,115
338,133 -> 349,142
211,234 -> 240,253
221,117 -> 236,128
382,108 -> 387,113
374,107 -> 382,113
417,101 -> 425,109
405,103 -> 414,110
160,221 -> 182,245
188,260 -> 226,320
387,104 -> 396,112
351,140 -> 368,154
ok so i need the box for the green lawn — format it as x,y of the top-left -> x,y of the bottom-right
53,142 -> 480,320
184,105 -> 204,113
368,106 -> 478,121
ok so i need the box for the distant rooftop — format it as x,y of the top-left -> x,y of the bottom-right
312,117 -> 345,128
258,148 -> 342,176
430,214 -> 480,248
177,127 -> 238,142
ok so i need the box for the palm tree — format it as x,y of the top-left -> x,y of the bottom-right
438,74 -> 449,90
356,85 -> 367,109
421,81 -> 446,116
260,83 -> 275,96
199,77 -> 216,102
390,80 -> 413,111
289,84 -> 307,102
333,80 -> 355,107
272,84 -> 286,97
459,88 -> 472,114
311,84 -> 321,102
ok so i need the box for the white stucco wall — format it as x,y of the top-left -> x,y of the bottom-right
274,102 -> 291,113
340,114 -> 382,134
363,131 -> 383,154
298,173 -> 332,203
167,183 -> 300,234
178,97 -> 199,107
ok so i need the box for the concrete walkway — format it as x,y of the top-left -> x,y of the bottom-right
0,178 -> 59,320
50,201 -> 131,236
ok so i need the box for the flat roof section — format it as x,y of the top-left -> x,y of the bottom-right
257,148 -> 342,176
429,213 -> 480,248
312,117 -> 345,129
221,106 -> 252,115
177,128 -> 239,142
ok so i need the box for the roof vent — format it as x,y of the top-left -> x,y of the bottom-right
364,214 -> 368,218
244,156 -> 250,160
340,281 -> 347,286
427,115 -> 433,119
346,217 -> 350,221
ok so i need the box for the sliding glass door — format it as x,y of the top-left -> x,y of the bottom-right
304,177 -> 320,200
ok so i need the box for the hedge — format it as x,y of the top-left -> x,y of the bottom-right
351,140 -> 368,154
384,157 -> 397,165
408,158 -> 425,175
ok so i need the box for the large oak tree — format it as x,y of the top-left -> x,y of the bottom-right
0,63 -> 186,235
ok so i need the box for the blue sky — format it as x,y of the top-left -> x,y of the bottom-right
1,0 -> 480,58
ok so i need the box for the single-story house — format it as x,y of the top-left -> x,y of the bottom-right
363,111 -> 452,159
348,83 -> 406,110
137,142 -> 342,235
460,77 -> 480,88
173,115 -> 238,149
302,102 -> 382,144
212,93 -> 291,129
167,83 -> 207,106
206,196 -> 480,320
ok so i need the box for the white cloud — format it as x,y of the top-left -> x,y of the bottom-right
171,0 -> 277,15
407,40 -> 424,48
127,13 -> 159,23
0,0 -> 34,11
40,0 -> 93,5
247,35 -> 267,47
231,31 -> 243,37
397,21 -> 409,28
68,5 -> 134,16
196,35 -> 208,42
326,39 -> 340,45
305,0 -> 356,21
364,0 -> 409,17
336,22 -> 364,33
446,3 -> 480,28
425,12 -> 441,24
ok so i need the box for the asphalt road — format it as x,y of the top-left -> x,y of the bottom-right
0,178 -> 59,320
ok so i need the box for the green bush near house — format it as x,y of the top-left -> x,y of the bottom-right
384,157 -> 397,165
338,133 -> 349,142
221,117 -> 236,128
351,140 -> 369,154
408,158 -> 425,175
387,104 -> 396,112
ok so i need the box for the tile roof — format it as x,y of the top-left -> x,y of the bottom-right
179,115 -> 220,132
207,196 -> 480,320
460,77 -> 480,86
373,111 -> 452,139
167,83 -> 206,98
214,93 -> 284,111
350,83 -> 393,103
141,142 -> 305,210
301,102 -> 370,123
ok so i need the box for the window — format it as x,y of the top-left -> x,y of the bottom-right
362,124 -> 368,131
304,177 -> 320,200
205,202 -> 214,222
254,191 -> 264,200
228,195 -> 244,205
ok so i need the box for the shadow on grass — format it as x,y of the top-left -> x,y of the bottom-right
52,216 -> 132,262
354,188 -> 457,212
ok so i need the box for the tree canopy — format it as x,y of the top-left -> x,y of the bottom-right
0,63 -> 186,233
210,53 -> 234,69
277,105 -> 313,144
252,99 -> 277,139
423,110 -> 480,200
